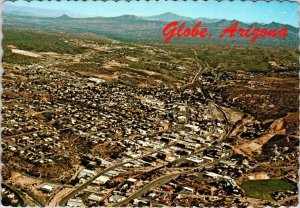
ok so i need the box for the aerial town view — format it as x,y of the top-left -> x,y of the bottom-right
1,1 -> 299,207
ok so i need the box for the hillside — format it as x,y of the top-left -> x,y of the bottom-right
3,13 -> 298,47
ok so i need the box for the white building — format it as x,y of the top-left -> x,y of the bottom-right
93,175 -> 110,185
41,185 -> 53,193
88,194 -> 103,202
108,195 -> 126,203
184,124 -> 200,132
177,116 -> 187,123
78,169 -> 96,179
67,198 -> 85,207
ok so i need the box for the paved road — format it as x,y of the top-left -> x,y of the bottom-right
114,153 -> 232,207
114,172 -> 182,207
56,140 -> 178,206
57,160 -> 133,206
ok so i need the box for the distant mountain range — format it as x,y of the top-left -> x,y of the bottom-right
5,4 -> 296,26
143,12 -> 220,23
4,4 -> 87,18
4,4 -> 221,24
3,4 -> 298,47
143,12 -> 193,21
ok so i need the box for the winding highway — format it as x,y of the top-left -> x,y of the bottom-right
56,140 -> 179,206
113,153 -> 233,207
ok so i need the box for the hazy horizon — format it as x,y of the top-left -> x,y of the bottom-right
4,1 -> 299,27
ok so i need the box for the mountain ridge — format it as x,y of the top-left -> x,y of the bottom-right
143,12 -> 194,22
4,4 -> 298,28
3,11 -> 298,47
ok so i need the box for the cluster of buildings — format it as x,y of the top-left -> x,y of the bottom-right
272,190 -> 297,201
1,65 -> 205,170
66,132 -> 224,206
2,42 -> 298,207
3,63 -> 227,207
121,153 -> 254,207
1,185 -> 23,207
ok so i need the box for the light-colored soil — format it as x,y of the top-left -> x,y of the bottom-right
11,49 -> 42,58
7,44 -> 17,49
11,172 -> 39,186
8,171 -> 60,206
79,71 -> 119,80
126,56 -> 139,62
39,52 -> 61,58
103,60 -> 128,69
233,134 -> 274,158
130,67 -> 160,76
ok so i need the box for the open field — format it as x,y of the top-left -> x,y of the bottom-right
241,179 -> 297,201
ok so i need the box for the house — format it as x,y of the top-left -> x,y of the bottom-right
183,187 -> 194,193
205,171 -> 220,178
88,194 -> 103,202
203,156 -> 214,162
177,116 -> 187,124
186,157 -> 203,165
184,124 -> 200,132
127,178 -> 138,185
108,195 -> 126,203
105,170 -> 119,177
123,162 -> 135,168
178,105 -> 187,113
67,198 -> 85,207
133,199 -> 150,206
78,169 -> 96,178
7,193 -> 15,200
148,192 -> 157,198
93,175 -> 110,185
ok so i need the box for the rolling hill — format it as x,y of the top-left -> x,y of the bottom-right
3,12 -> 298,47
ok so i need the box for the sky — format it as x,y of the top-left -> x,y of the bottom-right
5,0 -> 299,27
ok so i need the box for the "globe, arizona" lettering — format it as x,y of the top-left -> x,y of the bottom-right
162,21 -> 288,43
